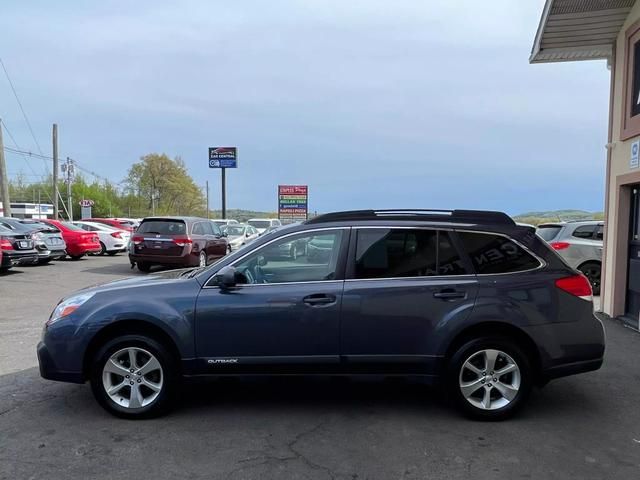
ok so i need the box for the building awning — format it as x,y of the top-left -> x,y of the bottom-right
530,0 -> 636,63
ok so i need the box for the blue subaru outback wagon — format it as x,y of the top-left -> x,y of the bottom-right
38,210 -> 605,420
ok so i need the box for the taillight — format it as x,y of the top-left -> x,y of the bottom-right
111,231 -> 122,239
0,238 -> 14,250
555,274 -> 592,298
172,236 -> 193,247
550,242 -> 570,250
132,235 -> 143,245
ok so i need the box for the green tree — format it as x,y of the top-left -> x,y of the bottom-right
124,153 -> 205,216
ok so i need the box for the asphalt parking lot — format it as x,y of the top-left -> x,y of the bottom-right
1,255 -> 640,479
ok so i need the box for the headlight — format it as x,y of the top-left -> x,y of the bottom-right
48,292 -> 95,325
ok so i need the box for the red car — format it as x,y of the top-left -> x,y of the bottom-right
41,219 -> 101,259
86,218 -> 136,233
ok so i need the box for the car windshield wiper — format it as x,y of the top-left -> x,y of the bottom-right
180,266 -> 206,278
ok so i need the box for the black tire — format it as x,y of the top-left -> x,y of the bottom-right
447,336 -> 532,421
69,254 -> 84,260
199,251 -> 207,267
137,262 -> 151,273
99,242 -> 107,255
107,251 -> 118,256
89,334 -> 179,419
578,262 -> 601,296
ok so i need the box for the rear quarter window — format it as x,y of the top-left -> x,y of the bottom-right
457,231 -> 541,274
571,225 -> 597,239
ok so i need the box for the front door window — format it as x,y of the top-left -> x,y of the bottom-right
233,230 -> 345,284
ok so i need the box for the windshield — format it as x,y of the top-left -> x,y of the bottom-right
248,220 -> 270,229
536,225 -> 562,242
225,226 -> 246,236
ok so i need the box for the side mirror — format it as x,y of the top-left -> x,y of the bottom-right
213,265 -> 237,289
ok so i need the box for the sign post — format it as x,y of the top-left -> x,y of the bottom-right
278,185 -> 308,224
79,199 -> 94,219
209,147 -> 237,219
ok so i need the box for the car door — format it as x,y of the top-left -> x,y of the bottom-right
340,227 -> 478,374
567,224 -> 603,266
194,227 -> 349,372
202,221 -> 226,260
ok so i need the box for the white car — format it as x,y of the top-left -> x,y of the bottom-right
211,219 -> 239,229
73,221 -> 131,255
222,224 -> 260,251
247,218 -> 281,234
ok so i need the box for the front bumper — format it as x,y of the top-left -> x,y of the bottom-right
37,341 -> 84,384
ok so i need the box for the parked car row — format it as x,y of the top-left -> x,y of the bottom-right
0,216 -> 132,272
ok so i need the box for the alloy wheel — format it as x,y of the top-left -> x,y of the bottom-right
199,251 -> 207,267
102,347 -> 163,409
458,349 -> 521,411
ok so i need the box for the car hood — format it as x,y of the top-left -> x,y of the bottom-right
75,268 -> 199,295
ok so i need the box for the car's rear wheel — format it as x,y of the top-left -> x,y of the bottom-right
89,334 -> 178,419
578,262 -> 601,296
99,242 -> 107,255
447,336 -> 532,420
137,262 -> 151,272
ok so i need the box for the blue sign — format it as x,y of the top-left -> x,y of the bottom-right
209,147 -> 237,168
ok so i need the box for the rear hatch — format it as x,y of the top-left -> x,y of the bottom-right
132,219 -> 189,256
1,232 -> 34,251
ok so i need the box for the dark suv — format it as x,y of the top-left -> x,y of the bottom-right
38,210 -> 605,419
129,216 -> 229,272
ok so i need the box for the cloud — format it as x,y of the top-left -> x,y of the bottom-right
0,0 -> 609,214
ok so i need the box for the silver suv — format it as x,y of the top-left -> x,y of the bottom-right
536,221 -> 603,295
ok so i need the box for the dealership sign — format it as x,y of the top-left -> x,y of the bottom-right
78,199 -> 95,207
208,147 -> 237,168
278,185 -> 308,223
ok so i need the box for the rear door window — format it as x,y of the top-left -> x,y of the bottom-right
457,232 -> 540,274
192,222 -> 205,235
137,220 -> 186,236
572,225 -> 597,239
354,229 -> 467,279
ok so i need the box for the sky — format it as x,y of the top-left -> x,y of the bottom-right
0,0 -> 611,215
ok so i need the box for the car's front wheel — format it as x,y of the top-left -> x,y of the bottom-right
447,336 -> 532,420
89,334 -> 178,419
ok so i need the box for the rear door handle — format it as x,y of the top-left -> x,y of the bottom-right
303,294 -> 336,306
433,290 -> 466,300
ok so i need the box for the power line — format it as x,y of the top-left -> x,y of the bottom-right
0,57 -> 44,156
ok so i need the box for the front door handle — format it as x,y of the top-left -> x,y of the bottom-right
433,289 -> 466,300
303,294 -> 336,306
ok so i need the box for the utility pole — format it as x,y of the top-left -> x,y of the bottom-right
52,123 -> 59,220
221,168 -> 226,219
206,180 -> 210,219
0,119 -> 12,217
63,157 -> 74,220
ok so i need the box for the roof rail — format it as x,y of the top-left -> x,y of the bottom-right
305,209 -> 514,225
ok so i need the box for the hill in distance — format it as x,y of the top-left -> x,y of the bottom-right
513,209 -> 604,225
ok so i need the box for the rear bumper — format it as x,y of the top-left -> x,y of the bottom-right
1,250 -> 39,266
67,243 -> 101,256
37,341 -> 84,384
129,253 -> 196,267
